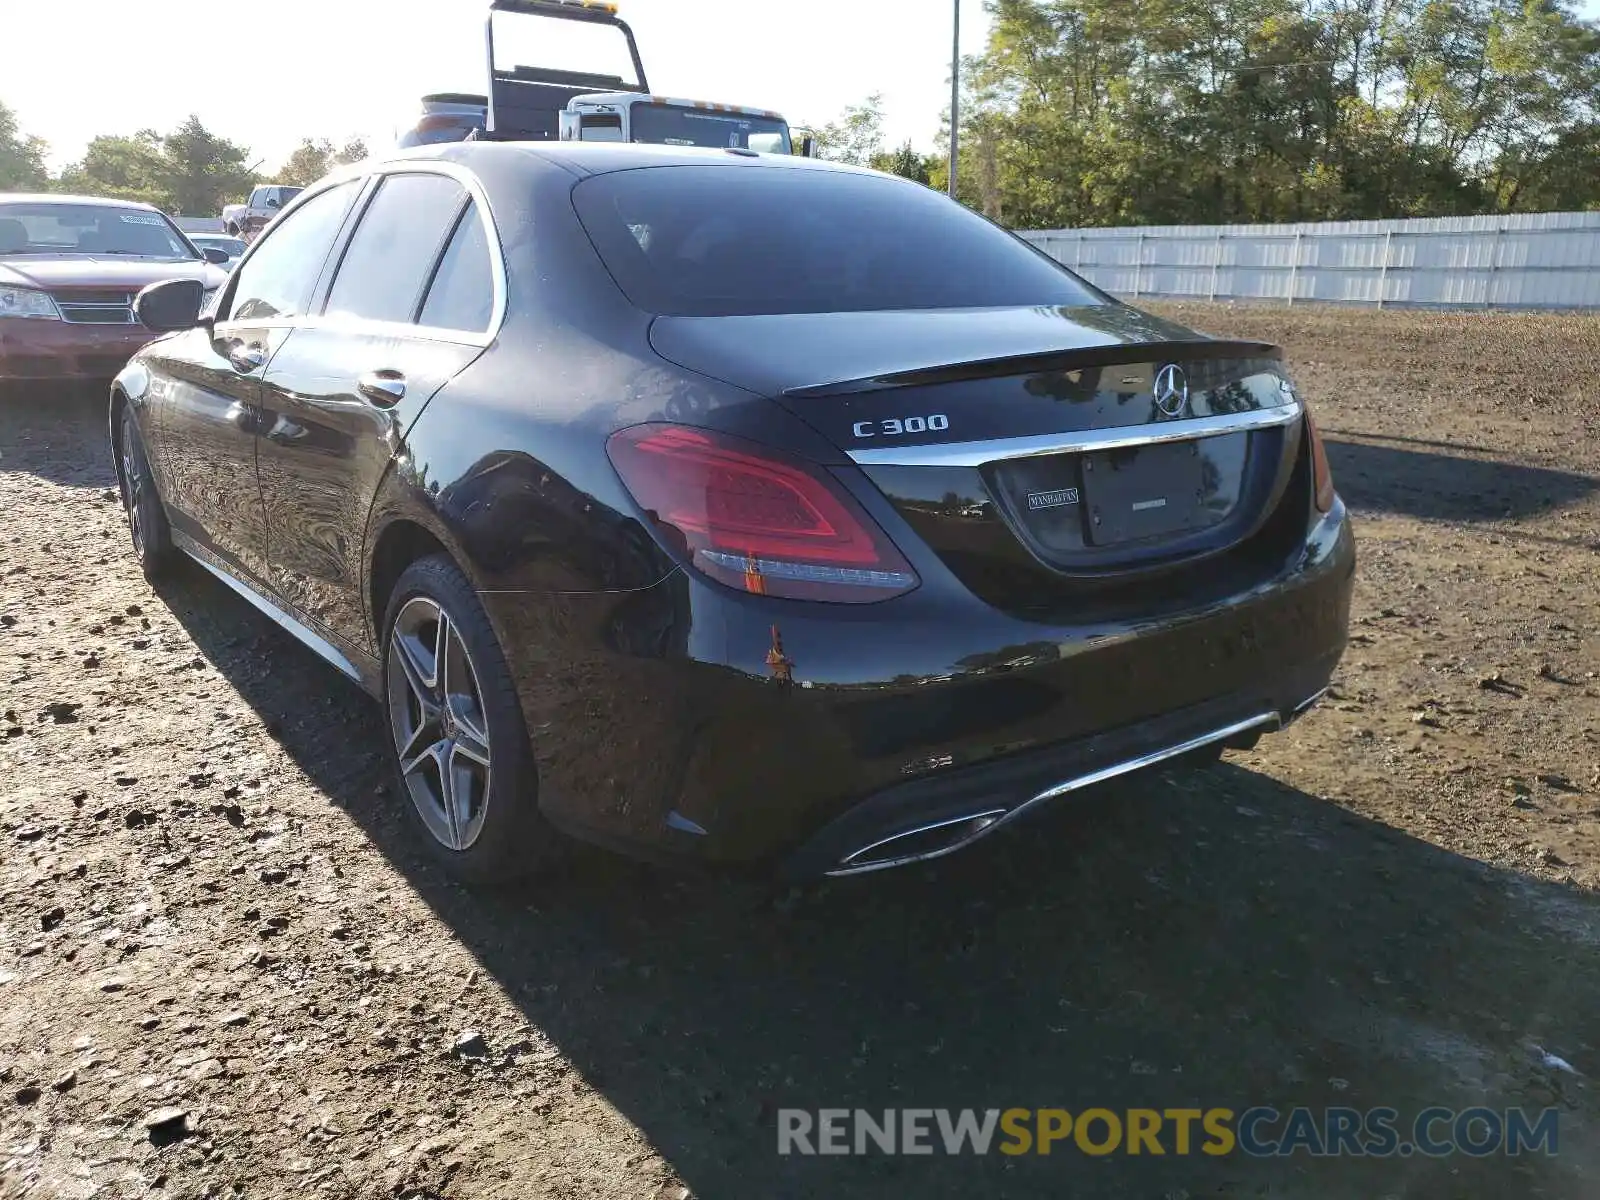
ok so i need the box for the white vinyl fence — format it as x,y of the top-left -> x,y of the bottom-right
1017,211 -> 1600,309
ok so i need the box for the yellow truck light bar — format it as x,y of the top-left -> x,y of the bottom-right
495,0 -> 619,13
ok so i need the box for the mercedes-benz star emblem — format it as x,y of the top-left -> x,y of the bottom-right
1153,363 -> 1189,418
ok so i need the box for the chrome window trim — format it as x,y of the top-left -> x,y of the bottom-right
845,399 -> 1303,469
213,160 -> 508,350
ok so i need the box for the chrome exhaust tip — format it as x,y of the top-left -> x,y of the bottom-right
821,711 -> 1286,878
827,809 -> 1008,877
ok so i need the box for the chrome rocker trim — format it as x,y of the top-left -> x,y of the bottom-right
825,710 -> 1285,877
173,532 -> 365,685
846,399 -> 1303,469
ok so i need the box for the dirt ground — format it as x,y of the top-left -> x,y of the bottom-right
3,304 -> 1600,1199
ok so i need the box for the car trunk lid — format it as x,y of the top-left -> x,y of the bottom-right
648,304 -> 1311,617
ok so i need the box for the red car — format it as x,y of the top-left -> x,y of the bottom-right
0,194 -> 229,389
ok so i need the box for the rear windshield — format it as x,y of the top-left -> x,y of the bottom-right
570,165 -> 1106,317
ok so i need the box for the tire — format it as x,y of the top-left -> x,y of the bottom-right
118,404 -> 178,581
224,221 -> 240,237
380,553 -> 558,884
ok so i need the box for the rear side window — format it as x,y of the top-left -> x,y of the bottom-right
571,166 -> 1106,317
419,205 -> 495,333
325,173 -> 467,325
227,181 -> 359,322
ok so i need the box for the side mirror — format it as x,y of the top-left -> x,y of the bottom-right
800,136 -> 818,158
134,278 -> 205,333
201,247 -> 230,265
265,198 -> 280,209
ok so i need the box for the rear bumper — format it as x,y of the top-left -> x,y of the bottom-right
0,318 -> 153,384
487,499 -> 1355,874
781,667 -> 1331,880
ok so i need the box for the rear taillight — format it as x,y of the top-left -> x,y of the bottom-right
606,423 -> 919,603
1305,411 -> 1335,513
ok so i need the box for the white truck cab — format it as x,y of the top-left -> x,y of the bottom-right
559,92 -> 800,155
457,0 -> 814,155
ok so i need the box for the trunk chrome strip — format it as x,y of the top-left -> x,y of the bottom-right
845,399 -> 1302,469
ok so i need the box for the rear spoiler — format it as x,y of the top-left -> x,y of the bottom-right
783,339 -> 1283,398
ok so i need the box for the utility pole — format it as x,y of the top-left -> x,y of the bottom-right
948,0 -> 960,198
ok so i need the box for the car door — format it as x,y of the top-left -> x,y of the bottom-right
157,179 -> 363,584
254,168 -> 500,651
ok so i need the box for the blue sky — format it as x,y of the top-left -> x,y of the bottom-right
10,0 -> 1600,174
8,0 -> 990,171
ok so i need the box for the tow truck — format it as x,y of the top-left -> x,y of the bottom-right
401,0 -> 814,155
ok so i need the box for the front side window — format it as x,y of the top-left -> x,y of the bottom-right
572,166 -> 1107,317
226,181 -> 359,322
324,173 -> 467,326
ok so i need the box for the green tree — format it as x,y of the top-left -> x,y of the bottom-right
56,132 -> 167,205
812,93 -> 888,165
56,116 -> 254,214
0,101 -> 50,191
160,115 -> 255,215
276,136 -> 369,187
961,0 -> 1600,228
870,140 -> 935,184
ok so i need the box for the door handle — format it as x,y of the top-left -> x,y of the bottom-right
229,343 -> 266,373
358,369 -> 407,407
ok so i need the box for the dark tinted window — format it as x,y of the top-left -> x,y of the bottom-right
627,105 -> 789,152
419,205 -> 494,333
399,116 -> 483,148
325,174 -> 466,324
227,181 -> 359,321
571,166 -> 1105,317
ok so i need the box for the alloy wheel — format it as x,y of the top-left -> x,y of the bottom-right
385,596 -> 494,851
120,434 -> 145,557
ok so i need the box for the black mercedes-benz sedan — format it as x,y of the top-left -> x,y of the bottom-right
111,142 -> 1354,885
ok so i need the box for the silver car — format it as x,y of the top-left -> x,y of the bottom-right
185,233 -> 248,272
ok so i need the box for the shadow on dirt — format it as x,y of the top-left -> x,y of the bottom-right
148,557 -> 1600,1199
0,390 -> 114,487
1324,436 -> 1597,522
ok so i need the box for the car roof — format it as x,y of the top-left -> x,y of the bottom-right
376,139 -> 878,181
0,192 -> 162,212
